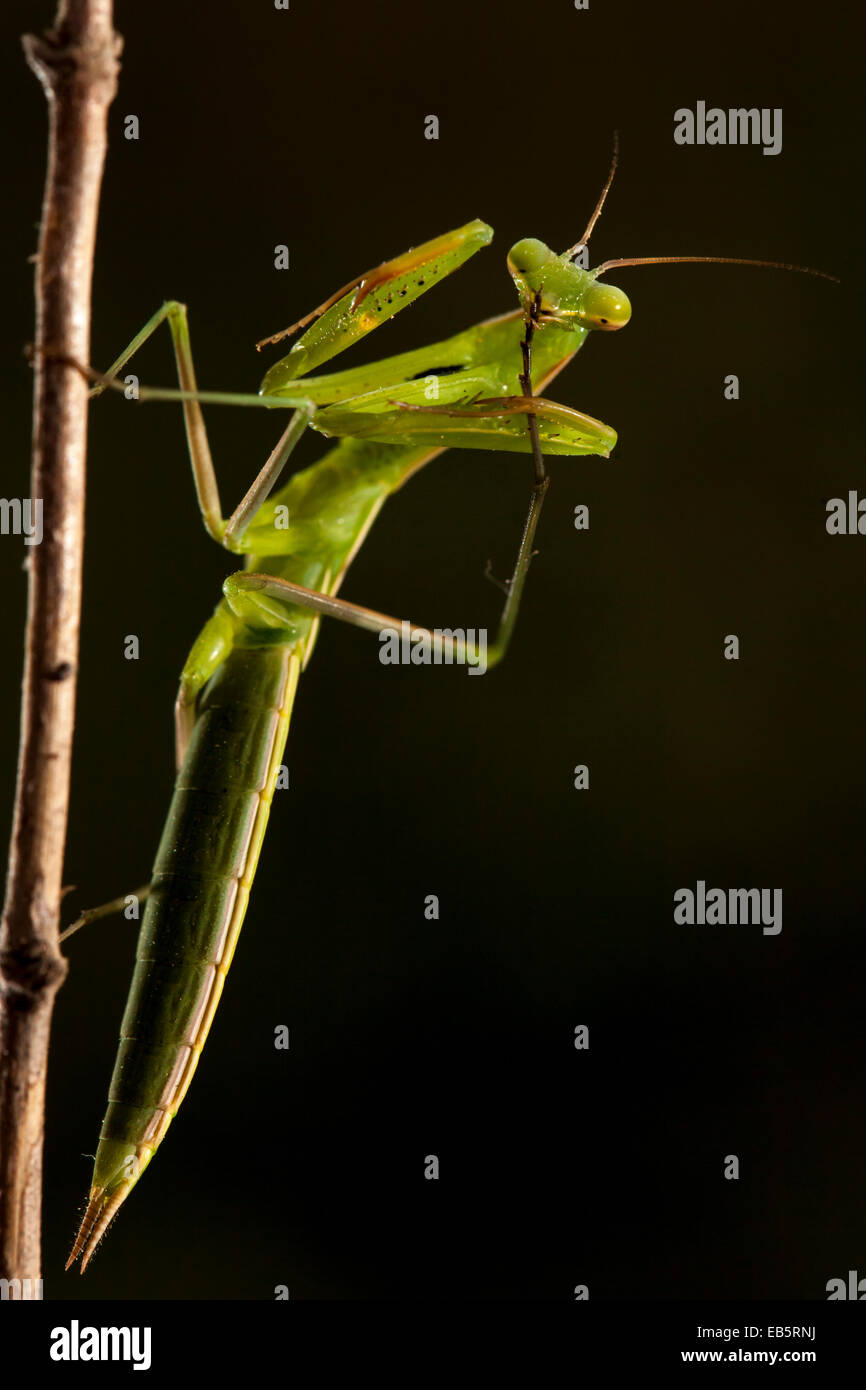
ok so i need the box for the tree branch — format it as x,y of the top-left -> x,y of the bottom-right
0,0 -> 120,1292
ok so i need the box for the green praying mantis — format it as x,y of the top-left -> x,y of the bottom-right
63,148 -> 834,1270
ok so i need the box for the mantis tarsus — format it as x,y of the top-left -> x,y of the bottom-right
64,149 -> 834,1271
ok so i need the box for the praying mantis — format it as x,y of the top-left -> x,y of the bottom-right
63,149 -> 833,1271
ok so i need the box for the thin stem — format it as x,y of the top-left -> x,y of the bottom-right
0,0 -> 120,1293
487,472 -> 549,665
519,289 -> 546,486
486,287 -> 550,662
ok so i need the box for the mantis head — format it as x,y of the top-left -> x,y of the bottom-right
506,136 -> 835,340
507,238 -> 632,332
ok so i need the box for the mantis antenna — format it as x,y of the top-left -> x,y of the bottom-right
564,132 -> 620,260
593,253 -> 839,283
563,135 -> 839,284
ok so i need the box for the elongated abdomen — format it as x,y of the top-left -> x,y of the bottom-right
68,643 -> 299,1268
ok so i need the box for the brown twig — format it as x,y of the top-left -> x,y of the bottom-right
0,1 -> 120,1293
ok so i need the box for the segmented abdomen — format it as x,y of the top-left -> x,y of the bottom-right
93,643 -> 299,1190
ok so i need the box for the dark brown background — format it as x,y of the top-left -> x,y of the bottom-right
1,0 -> 861,1298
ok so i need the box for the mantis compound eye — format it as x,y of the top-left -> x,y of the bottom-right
507,238 -> 555,283
579,281 -> 631,330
